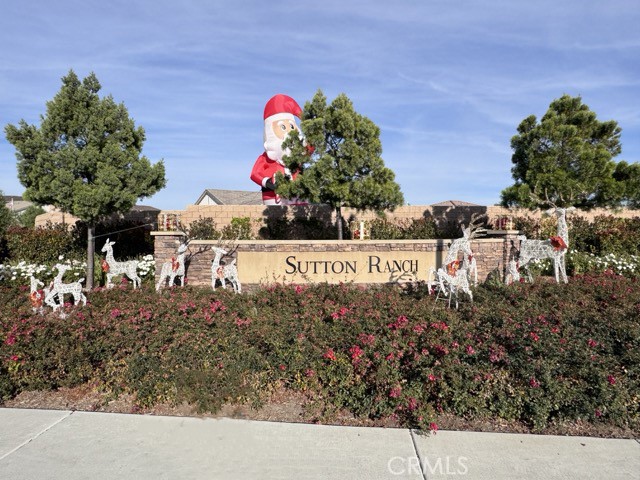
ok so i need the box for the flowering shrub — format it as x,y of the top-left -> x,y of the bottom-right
0,255 -> 156,287
0,276 -> 638,434
568,251 -> 640,277
136,255 -> 156,279
0,257 -> 86,286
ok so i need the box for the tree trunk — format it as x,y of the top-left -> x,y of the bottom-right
336,205 -> 343,240
86,223 -> 95,290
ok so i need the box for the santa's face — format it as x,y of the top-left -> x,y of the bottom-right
272,119 -> 299,139
264,116 -> 300,163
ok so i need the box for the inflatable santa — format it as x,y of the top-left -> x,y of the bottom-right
250,94 -> 304,205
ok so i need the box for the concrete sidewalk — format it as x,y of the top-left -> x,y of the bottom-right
0,408 -> 638,479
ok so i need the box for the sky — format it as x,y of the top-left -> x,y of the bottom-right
1,0 -> 639,210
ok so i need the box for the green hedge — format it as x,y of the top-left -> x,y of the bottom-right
1,275 -> 638,433
2,219 -> 154,264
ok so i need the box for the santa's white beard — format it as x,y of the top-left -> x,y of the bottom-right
264,131 -> 289,165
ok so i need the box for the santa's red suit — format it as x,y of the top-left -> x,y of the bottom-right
250,153 -> 298,205
250,94 -> 304,205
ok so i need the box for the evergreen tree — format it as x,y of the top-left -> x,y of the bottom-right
613,160 -> 640,208
278,90 -> 403,239
5,70 -> 166,288
0,191 -> 13,240
501,94 -> 629,209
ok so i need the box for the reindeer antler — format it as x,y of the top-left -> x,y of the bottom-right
215,232 -> 240,259
465,213 -> 487,240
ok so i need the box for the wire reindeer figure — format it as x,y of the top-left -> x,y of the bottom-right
513,206 -> 575,284
427,215 -> 484,308
156,242 -> 189,291
101,238 -> 141,289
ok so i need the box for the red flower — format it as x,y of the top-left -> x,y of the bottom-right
323,348 -> 337,361
4,335 -> 16,346
278,364 -> 286,371
357,333 -> 376,346
331,307 -> 349,320
429,422 -> 439,433
607,375 -> 616,386
529,377 -> 540,388
389,386 -> 402,398
349,345 -> 364,363
465,345 -> 476,355
388,315 -> 409,330
587,338 -> 598,348
407,397 -> 418,411
529,331 -> 540,342
428,374 -> 437,382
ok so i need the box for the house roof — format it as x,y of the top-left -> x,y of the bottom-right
3,196 -> 34,213
430,200 -> 482,208
131,205 -> 160,212
196,189 -> 263,206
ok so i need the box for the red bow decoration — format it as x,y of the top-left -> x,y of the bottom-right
30,290 -> 44,308
549,236 -> 567,251
171,257 -> 180,272
101,259 -> 110,273
446,260 -> 461,276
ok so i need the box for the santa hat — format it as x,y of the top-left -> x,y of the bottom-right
263,94 -> 302,123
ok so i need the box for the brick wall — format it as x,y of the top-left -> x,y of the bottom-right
153,232 -> 518,289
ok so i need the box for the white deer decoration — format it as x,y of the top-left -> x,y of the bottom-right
101,238 -> 141,289
428,260 -> 473,309
156,242 -> 189,291
513,206 -> 575,284
44,264 -> 86,312
427,217 -> 483,307
211,246 -> 241,293
29,275 -> 51,313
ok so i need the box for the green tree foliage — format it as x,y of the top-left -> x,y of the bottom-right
5,70 -> 166,287
0,191 -> 13,239
278,90 -> 404,239
613,160 -> 640,208
500,94 -> 635,209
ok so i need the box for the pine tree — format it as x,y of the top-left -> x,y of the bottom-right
501,94 -> 629,209
0,191 -> 14,242
5,70 -> 166,288
278,90 -> 403,239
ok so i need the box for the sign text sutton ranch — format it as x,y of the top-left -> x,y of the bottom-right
238,251 -> 437,284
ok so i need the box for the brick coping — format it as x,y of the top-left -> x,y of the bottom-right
152,231 -> 520,245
